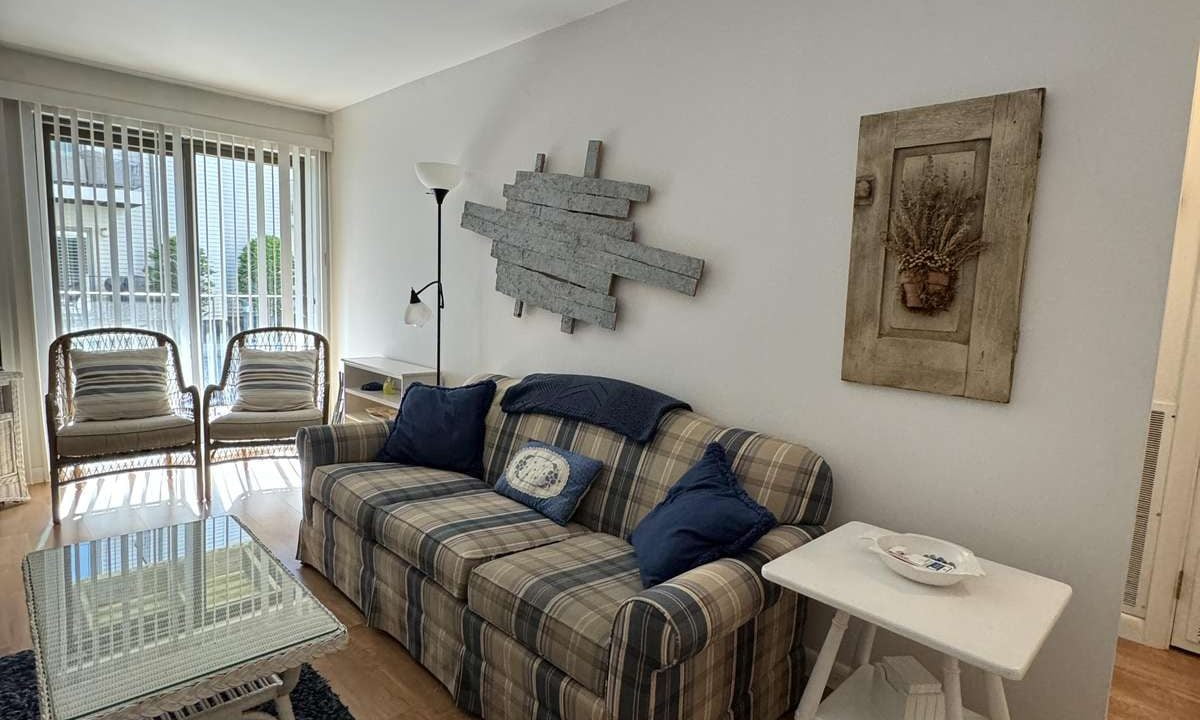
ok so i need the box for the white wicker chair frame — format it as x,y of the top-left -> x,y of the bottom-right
45,328 -> 202,524
201,327 -> 330,501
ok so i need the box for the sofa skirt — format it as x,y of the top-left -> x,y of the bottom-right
301,501 -> 608,719
300,501 -> 806,720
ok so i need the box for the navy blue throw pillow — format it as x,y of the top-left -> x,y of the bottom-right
376,380 -> 497,478
494,441 -> 603,525
630,442 -> 777,588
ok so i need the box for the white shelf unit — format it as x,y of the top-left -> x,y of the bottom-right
339,357 -> 436,423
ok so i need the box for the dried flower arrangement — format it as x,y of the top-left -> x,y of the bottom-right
885,157 -> 984,313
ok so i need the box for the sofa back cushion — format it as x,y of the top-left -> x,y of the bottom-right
473,375 -> 832,538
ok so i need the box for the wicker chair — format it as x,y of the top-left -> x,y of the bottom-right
45,329 -> 202,523
202,327 -> 330,501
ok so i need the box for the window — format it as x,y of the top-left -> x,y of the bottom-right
40,109 -> 327,385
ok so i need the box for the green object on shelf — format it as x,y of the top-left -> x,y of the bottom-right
382,378 -> 396,395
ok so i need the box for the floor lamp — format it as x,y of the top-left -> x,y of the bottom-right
406,162 -> 463,386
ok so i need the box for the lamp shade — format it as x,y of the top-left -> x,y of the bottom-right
404,289 -> 434,327
414,162 -> 463,191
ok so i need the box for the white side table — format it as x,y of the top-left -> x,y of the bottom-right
762,521 -> 1071,720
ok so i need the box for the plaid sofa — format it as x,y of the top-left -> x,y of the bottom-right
298,375 -> 832,720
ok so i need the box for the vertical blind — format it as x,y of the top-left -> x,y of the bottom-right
37,105 -> 328,385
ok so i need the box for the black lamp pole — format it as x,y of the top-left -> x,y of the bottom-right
412,186 -> 451,386
434,188 -> 448,385
408,187 -> 449,385
411,162 -> 459,387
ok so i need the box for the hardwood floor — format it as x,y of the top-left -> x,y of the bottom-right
2,463 -> 1197,720
1107,637 -> 1200,720
0,462 -> 469,720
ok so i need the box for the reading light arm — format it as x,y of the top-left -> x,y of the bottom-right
413,280 -> 444,309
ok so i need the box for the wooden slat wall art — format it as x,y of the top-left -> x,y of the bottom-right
841,88 -> 1045,402
461,140 -> 705,334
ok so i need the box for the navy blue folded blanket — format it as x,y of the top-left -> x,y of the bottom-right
500,373 -> 691,443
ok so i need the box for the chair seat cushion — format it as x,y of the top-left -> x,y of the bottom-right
374,488 -> 587,599
309,462 -> 488,536
468,533 -> 641,696
58,414 -> 195,458
209,408 -> 323,442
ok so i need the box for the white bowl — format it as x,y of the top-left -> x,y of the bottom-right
865,532 -> 985,587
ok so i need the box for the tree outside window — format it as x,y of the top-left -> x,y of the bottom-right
146,236 -> 215,317
237,235 -> 283,322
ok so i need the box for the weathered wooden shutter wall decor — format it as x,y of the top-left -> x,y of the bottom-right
462,140 -> 706,334
842,88 -> 1044,402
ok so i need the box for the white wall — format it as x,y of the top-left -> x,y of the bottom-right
329,1 -> 1200,717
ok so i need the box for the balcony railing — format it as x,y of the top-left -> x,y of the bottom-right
58,288 -> 283,386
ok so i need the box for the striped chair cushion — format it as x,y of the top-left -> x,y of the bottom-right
70,347 -> 172,421
232,349 -> 318,412
472,375 -> 834,538
468,532 -> 642,696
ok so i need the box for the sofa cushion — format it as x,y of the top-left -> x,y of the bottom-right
209,407 -> 323,442
57,414 -> 194,457
374,489 -> 587,599
309,462 -> 487,536
468,533 -> 641,696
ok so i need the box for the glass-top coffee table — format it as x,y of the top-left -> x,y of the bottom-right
22,515 -> 347,720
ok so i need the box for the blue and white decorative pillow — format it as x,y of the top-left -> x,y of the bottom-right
494,440 -> 603,525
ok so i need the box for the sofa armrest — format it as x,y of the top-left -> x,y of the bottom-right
297,421 -> 392,521
610,524 -> 820,669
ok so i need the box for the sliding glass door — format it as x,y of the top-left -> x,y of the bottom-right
43,113 -> 184,341
189,135 -> 285,382
40,109 -> 327,385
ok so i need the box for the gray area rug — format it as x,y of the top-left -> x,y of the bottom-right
0,650 -> 354,719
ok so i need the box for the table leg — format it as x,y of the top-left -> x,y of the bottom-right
853,622 -> 877,668
274,667 -> 300,720
942,655 -> 964,720
985,673 -> 1012,720
795,609 -> 850,720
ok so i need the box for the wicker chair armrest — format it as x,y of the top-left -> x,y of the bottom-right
203,384 -> 233,420
44,393 -> 68,433
173,386 -> 200,422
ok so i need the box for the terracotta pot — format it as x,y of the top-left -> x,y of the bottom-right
925,270 -> 951,292
899,269 -> 925,308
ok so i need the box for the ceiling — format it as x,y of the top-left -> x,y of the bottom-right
0,0 -> 625,112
